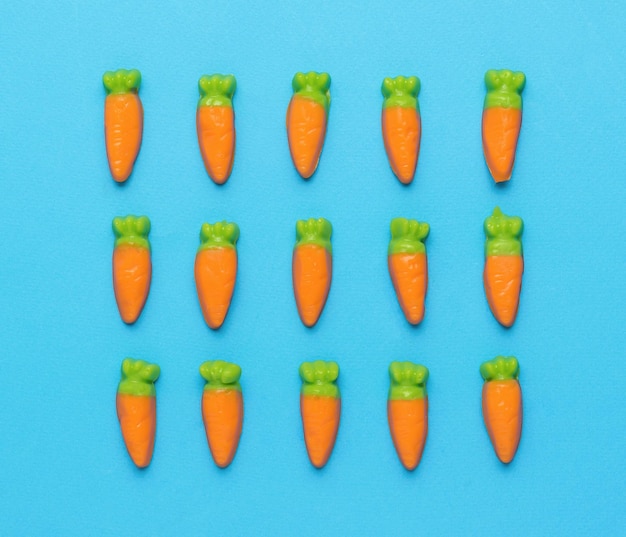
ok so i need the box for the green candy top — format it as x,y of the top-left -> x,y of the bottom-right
388,217 -> 429,255
381,76 -> 420,110
300,360 -> 340,398
388,361 -> 429,400
484,207 -> 523,257
480,356 -> 519,382
117,358 -> 160,397
295,218 -> 332,253
103,69 -> 141,96
200,360 -> 242,392
198,74 -> 237,108
483,69 -> 525,110
113,215 -> 151,250
198,221 -> 240,252
292,72 -> 331,111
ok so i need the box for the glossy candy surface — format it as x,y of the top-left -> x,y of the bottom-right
482,69 -> 526,183
103,69 -> 143,183
116,358 -> 160,468
480,356 -> 522,463
483,207 -> 524,327
300,360 -> 341,468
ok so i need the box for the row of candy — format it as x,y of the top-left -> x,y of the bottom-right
103,68 -> 526,186
117,357 -> 523,470
112,208 -> 524,330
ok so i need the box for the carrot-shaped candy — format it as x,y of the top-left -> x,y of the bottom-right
197,74 -> 237,185
381,76 -> 421,185
116,358 -> 160,468
292,218 -> 332,327
200,360 -> 244,468
112,215 -> 151,324
286,72 -> 331,179
388,362 -> 429,471
194,221 -> 239,329
300,360 -> 341,469
388,218 -> 430,325
480,356 -> 522,463
103,69 -> 143,183
482,69 -> 526,183
483,207 -> 524,327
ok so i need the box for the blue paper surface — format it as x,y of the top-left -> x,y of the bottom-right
1,0 -> 625,535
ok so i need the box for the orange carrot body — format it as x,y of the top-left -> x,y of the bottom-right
113,244 -> 151,324
286,72 -> 331,179
483,207 -> 524,327
388,218 -> 429,325
483,255 -> 523,327
116,393 -> 156,468
483,380 -> 522,463
388,252 -> 427,325
105,95 -> 143,182
382,106 -> 421,184
200,360 -> 244,468
481,69 -> 525,183
196,74 -> 237,184
482,107 -> 522,183
293,244 -> 332,327
117,358 -> 160,468
194,222 -> 239,330
202,389 -> 243,468
301,395 -> 341,468
388,398 -> 428,470
195,247 -> 238,329
480,356 -> 522,464
197,106 -> 235,184
287,96 -> 327,178
103,69 -> 143,183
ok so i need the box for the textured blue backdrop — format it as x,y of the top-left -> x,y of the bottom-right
1,1 -> 625,535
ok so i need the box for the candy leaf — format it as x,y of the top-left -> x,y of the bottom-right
389,361 -> 429,400
117,358 -> 160,396
484,69 -> 525,110
198,221 -> 240,251
484,207 -> 523,256
112,215 -> 151,250
295,218 -> 332,253
292,72 -> 331,111
200,360 -> 242,391
388,217 -> 429,255
381,75 -> 420,110
300,360 -> 340,398
103,69 -> 141,95
480,356 -> 519,381
198,74 -> 237,107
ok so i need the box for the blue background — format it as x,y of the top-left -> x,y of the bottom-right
1,0 -> 625,535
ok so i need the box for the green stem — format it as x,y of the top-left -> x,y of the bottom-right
198,74 -> 236,107
295,218 -> 332,253
381,76 -> 420,110
112,215 -> 151,250
200,360 -> 242,392
480,356 -> 519,381
198,221 -> 239,251
484,207 -> 523,256
103,69 -> 141,96
388,218 -> 429,255
117,358 -> 160,397
292,72 -> 331,111
388,362 -> 428,400
483,69 -> 525,110
300,361 -> 339,398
